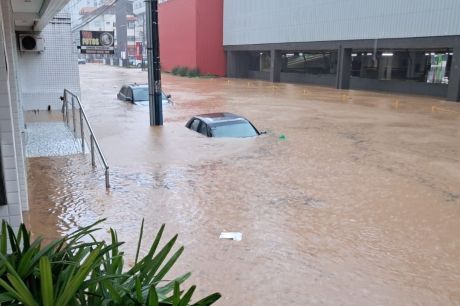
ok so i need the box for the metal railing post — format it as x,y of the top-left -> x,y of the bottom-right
71,97 -> 76,133
90,134 -> 95,167
79,107 -> 85,153
62,91 -> 66,122
65,93 -> 69,125
105,167 -> 110,189
64,89 -> 110,189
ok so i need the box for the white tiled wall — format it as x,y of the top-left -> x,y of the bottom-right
0,1 -> 23,231
1,6 -> 82,229
3,0 -> 28,211
19,13 -> 81,110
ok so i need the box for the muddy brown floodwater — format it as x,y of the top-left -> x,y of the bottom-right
25,64 -> 460,305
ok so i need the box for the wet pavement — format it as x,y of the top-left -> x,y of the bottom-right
25,121 -> 82,157
26,64 -> 460,305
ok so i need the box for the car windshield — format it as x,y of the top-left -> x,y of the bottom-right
132,89 -> 169,105
132,87 -> 149,101
211,122 -> 258,138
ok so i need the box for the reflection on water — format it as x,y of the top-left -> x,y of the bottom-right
26,64 -> 460,305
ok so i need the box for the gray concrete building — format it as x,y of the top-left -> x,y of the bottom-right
224,0 -> 460,101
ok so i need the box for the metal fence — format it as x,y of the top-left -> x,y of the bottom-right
62,89 -> 110,188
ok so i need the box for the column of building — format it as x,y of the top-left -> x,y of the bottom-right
0,0 -> 25,228
448,44 -> 460,102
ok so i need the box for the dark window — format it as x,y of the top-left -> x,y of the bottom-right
126,88 -> 133,100
0,146 -> 7,206
190,119 -> 200,131
120,86 -> 127,97
198,122 -> 208,136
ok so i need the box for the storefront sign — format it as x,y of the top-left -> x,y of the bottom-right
80,31 -> 114,54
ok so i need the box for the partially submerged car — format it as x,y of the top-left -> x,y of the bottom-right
186,113 -> 262,138
117,84 -> 172,105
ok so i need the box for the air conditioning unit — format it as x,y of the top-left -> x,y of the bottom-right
18,34 -> 44,52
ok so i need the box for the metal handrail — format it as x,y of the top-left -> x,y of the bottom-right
62,89 -> 110,188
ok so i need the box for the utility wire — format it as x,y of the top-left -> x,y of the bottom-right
71,0 -> 119,32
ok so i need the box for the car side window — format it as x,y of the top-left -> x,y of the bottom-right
190,119 -> 200,131
198,122 -> 208,136
119,86 -> 126,97
127,88 -> 133,100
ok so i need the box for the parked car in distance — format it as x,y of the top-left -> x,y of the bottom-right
117,84 -> 172,105
78,58 -> 86,64
128,57 -> 144,67
186,113 -> 263,138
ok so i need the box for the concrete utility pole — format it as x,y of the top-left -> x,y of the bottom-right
145,0 -> 163,126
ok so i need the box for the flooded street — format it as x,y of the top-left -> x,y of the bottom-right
26,64 -> 460,305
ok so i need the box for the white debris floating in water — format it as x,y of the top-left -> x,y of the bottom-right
219,232 -> 242,241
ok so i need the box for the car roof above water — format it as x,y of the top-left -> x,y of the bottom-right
127,83 -> 148,89
194,113 -> 249,126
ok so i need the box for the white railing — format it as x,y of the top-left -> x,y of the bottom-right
62,89 -> 110,188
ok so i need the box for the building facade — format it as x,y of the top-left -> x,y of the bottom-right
158,0 -> 226,76
224,0 -> 460,101
0,0 -> 80,229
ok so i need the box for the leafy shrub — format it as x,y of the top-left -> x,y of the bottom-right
177,67 -> 189,77
187,68 -> 201,78
0,219 -> 221,305
202,73 -> 217,78
171,66 -> 180,75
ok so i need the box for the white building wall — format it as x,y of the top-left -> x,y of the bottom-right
224,0 -> 460,46
2,0 -> 28,211
19,13 -> 81,110
0,1 -> 25,230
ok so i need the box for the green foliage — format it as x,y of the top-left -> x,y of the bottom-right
187,68 -> 201,78
171,67 -> 202,78
0,219 -> 221,306
177,67 -> 189,77
171,67 -> 180,75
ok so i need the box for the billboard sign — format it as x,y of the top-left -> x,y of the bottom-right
135,42 -> 143,59
80,31 -> 114,54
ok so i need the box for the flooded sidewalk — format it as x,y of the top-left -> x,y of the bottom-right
26,64 -> 460,305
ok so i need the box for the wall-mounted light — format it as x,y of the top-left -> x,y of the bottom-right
382,52 -> 393,57
351,53 -> 357,57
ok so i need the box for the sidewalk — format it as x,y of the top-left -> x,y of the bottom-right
25,116 -> 82,157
